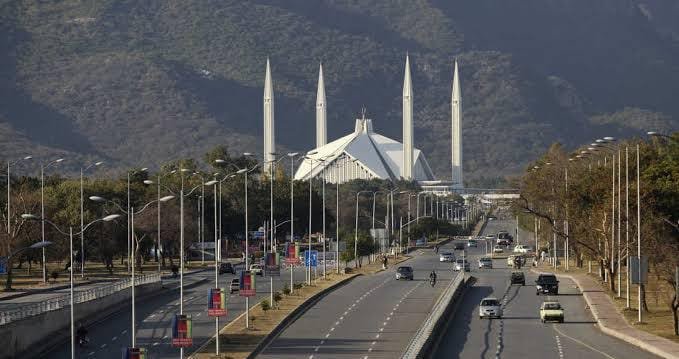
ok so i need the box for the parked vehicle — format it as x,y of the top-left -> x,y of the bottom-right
479,297 -> 502,319
219,262 -> 235,275
467,240 -> 478,248
396,266 -> 414,280
510,271 -> 526,285
536,273 -> 559,295
540,301 -> 564,323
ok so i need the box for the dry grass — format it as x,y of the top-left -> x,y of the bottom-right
191,255 -> 411,359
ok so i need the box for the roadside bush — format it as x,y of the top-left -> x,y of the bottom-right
273,291 -> 282,304
293,283 -> 304,290
50,271 -> 59,283
282,284 -> 291,295
261,299 -> 271,312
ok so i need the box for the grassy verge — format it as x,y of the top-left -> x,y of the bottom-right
191,255 -> 410,359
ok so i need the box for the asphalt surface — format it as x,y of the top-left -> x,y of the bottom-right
47,263 -> 313,358
433,216 -> 659,359
258,242 -> 459,359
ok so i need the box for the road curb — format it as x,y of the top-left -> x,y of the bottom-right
247,274 -> 361,358
531,269 -> 679,359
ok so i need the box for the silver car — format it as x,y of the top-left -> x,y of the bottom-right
439,252 -> 455,262
479,297 -> 502,319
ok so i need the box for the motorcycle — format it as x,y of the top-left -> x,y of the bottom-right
77,335 -> 89,347
429,277 -> 436,287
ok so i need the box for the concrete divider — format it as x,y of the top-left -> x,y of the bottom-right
401,272 -> 467,359
1,281 -> 162,359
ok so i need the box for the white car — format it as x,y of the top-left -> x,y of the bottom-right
439,252 -> 455,262
493,245 -> 504,254
249,264 -> 263,276
453,258 -> 471,272
479,297 -> 502,319
513,245 -> 530,253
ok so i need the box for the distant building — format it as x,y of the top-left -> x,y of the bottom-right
294,115 -> 435,183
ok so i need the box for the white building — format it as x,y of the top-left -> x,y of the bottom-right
294,115 -> 435,183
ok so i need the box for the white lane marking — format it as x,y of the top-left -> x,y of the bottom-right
375,334 -> 380,339
88,352 -> 95,356
379,328 -> 384,332
121,330 -> 127,334
325,333 -> 330,338
314,346 -> 320,352
368,348 -> 373,352
335,321 -> 340,325
553,325 -> 615,359
386,317 -> 391,321
330,327 -> 335,332
163,335 -> 168,339
112,336 -> 117,341
320,340 -> 325,345
100,344 -> 107,349
308,356 -> 314,359
153,342 -> 160,346
372,341 -> 376,345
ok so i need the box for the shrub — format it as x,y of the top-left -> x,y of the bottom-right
282,284 -> 291,295
261,299 -> 271,312
273,291 -> 282,303
51,271 -> 59,282
293,283 -> 304,290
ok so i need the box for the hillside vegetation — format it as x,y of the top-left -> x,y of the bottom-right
0,0 -> 677,185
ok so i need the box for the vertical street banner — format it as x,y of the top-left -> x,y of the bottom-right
207,288 -> 227,317
284,242 -> 301,265
265,252 -> 281,276
0,256 -> 6,274
171,314 -> 193,347
239,270 -> 256,296
122,347 -> 147,359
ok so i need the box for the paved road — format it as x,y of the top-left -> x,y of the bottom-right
47,263 -> 312,358
433,216 -> 659,359
259,243 -> 458,359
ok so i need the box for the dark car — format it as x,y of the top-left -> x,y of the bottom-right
219,262 -> 235,275
396,266 -> 414,280
454,243 -> 465,251
510,272 -> 526,285
536,273 -> 559,295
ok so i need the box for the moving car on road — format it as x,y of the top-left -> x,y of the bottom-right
396,266 -> 414,280
219,262 -> 235,274
510,271 -> 526,285
479,297 -> 502,319
478,257 -> 493,269
513,244 -> 530,253
439,252 -> 455,262
250,264 -> 264,276
507,255 -> 526,267
467,240 -> 478,248
493,245 -> 504,254
536,273 -> 559,295
229,278 -> 240,293
453,258 -> 471,272
540,301 -> 564,323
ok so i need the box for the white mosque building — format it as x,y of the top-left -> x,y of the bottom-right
263,55 -> 464,188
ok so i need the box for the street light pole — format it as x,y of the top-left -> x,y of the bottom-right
626,146 -> 630,308
636,144 -> 642,323
80,161 -> 103,278
41,158 -> 64,282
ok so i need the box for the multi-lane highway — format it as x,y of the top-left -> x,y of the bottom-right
433,216 -> 658,359
47,264 -> 309,358
259,241 -> 459,359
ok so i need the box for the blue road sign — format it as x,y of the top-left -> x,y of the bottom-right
0,256 -> 6,274
304,250 -> 318,267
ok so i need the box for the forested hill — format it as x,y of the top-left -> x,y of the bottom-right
1,0 -> 678,185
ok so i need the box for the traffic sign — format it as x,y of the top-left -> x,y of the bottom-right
0,257 -> 6,274
304,250 -> 318,267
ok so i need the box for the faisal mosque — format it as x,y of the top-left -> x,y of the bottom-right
260,55 -> 464,192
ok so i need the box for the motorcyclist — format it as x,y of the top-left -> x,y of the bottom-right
429,270 -> 437,286
171,264 -> 179,278
434,245 -> 439,254
76,323 -> 88,345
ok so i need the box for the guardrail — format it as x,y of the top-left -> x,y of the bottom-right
401,271 -> 465,359
0,273 -> 160,326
